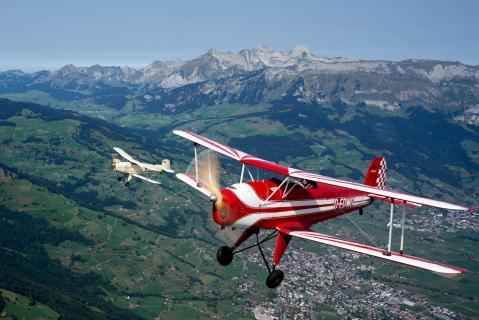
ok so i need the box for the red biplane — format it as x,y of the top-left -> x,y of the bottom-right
173,130 -> 470,288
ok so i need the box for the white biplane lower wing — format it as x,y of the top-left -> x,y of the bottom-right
277,227 -> 466,275
172,130 -> 469,211
131,174 -> 161,184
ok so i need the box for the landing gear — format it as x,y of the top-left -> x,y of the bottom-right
359,208 -> 364,215
266,269 -> 284,288
117,176 -> 122,182
124,174 -> 132,187
219,230 -> 285,288
216,246 -> 234,266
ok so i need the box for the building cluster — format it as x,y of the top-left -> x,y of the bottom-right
409,208 -> 479,234
235,208 -> 476,319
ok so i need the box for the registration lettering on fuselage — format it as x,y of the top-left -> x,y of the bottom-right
334,198 -> 354,210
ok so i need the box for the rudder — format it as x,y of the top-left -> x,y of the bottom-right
364,157 -> 387,189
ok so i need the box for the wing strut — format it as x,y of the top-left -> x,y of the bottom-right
400,205 -> 406,254
194,143 -> 199,185
239,163 -> 257,183
386,201 -> 408,255
240,163 -> 245,183
387,202 -> 394,255
261,177 -> 289,206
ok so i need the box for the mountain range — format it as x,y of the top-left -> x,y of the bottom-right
1,45 -> 478,123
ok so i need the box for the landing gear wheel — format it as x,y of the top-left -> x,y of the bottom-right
266,269 -> 284,288
216,246 -> 234,266
125,182 -> 130,186
117,177 -> 122,182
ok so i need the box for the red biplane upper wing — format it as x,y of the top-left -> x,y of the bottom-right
173,130 -> 290,175
277,226 -> 466,275
173,130 -> 469,211
289,170 -> 469,211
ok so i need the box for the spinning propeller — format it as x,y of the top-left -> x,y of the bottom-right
187,150 -> 226,218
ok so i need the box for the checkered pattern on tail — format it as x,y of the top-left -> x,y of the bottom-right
375,158 -> 387,189
364,157 -> 387,189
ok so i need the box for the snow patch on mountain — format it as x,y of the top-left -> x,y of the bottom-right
455,105 -> 479,125
364,100 -> 400,111
421,64 -> 476,83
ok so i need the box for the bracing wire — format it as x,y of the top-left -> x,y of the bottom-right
345,214 -> 380,248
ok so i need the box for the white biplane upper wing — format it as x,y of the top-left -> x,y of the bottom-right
114,147 -> 137,163
113,147 -> 171,172
172,130 -> 469,211
277,226 -> 466,275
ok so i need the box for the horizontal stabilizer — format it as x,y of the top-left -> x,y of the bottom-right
277,226 -> 466,275
176,173 -> 213,198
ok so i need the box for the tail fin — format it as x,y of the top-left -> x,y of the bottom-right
161,159 -> 174,173
364,157 -> 387,189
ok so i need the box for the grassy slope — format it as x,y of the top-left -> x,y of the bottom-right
0,289 -> 59,320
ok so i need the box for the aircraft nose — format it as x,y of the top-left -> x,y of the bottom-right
212,189 -> 230,225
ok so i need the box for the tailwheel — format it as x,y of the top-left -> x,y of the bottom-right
217,246 -> 234,266
266,269 -> 284,288
125,182 -> 130,186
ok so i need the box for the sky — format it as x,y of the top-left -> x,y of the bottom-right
1,0 -> 478,71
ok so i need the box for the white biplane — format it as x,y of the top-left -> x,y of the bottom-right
112,147 -> 173,186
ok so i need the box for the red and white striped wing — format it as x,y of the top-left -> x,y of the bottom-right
173,130 -> 469,211
172,130 -> 290,175
289,170 -> 469,211
278,227 -> 466,275
173,130 -> 247,161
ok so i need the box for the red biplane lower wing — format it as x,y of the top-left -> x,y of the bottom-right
173,130 -> 469,211
176,173 -> 213,197
277,226 -> 466,275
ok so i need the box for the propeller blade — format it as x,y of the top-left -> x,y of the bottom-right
188,150 -> 226,218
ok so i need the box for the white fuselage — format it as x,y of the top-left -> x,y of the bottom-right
113,160 -> 143,175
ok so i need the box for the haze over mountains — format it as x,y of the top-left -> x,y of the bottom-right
1,45 -> 479,124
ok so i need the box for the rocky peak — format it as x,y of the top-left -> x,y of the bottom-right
57,64 -> 78,74
290,44 -> 310,58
